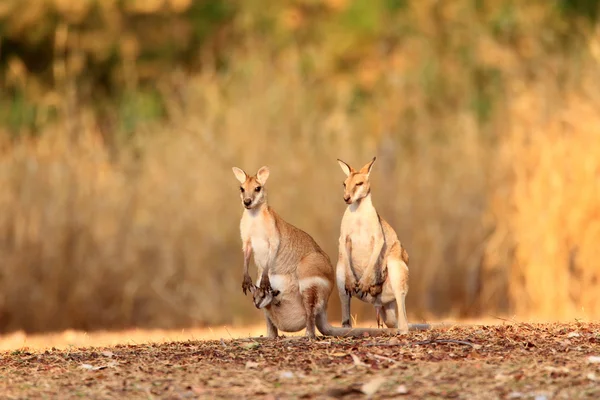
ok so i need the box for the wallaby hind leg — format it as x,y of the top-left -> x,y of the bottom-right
265,312 -> 278,339
336,260 -> 352,328
301,289 -> 318,339
381,301 -> 398,329
387,256 -> 409,333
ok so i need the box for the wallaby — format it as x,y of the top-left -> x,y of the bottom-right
232,165 -> 417,338
336,157 -> 412,333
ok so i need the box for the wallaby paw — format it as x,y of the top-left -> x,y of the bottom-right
259,277 -> 272,293
242,275 -> 254,295
344,280 -> 355,296
354,280 -> 373,298
368,282 -> 384,297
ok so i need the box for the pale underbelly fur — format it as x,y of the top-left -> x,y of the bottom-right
348,243 -> 397,306
257,273 -> 306,332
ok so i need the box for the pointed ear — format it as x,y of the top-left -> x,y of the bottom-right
337,159 -> 353,177
359,157 -> 376,176
256,166 -> 270,185
232,167 -> 248,184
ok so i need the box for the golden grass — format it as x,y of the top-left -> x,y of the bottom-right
1,1 -> 600,333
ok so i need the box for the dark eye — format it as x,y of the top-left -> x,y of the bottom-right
356,182 -> 364,186
255,186 -> 262,192
240,187 -> 245,193
342,182 -> 346,187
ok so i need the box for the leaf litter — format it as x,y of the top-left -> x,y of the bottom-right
0,322 -> 599,399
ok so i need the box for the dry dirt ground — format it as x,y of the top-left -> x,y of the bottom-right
1,322 -> 600,399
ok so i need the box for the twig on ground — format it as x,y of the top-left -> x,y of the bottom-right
365,339 -> 476,347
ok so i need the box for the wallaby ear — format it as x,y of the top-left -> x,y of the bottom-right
232,167 -> 248,184
337,159 -> 353,177
256,166 -> 270,185
359,157 -> 377,176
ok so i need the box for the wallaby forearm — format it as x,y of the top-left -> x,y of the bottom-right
361,238 -> 384,282
243,242 -> 252,277
259,239 -> 279,289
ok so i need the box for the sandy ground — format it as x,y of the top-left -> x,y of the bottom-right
0,317 -> 504,352
1,321 -> 599,399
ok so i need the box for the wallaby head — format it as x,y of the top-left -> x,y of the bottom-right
337,157 -> 376,205
249,285 -> 280,309
232,166 -> 270,210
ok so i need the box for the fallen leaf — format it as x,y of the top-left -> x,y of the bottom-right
494,373 -> 510,381
101,351 -> 114,358
361,376 -> 386,397
567,332 -> 580,338
587,356 -> 600,364
330,352 -> 347,357
241,342 -> 260,350
79,363 -> 107,371
245,361 -> 259,369
587,373 -> 598,382
507,392 -> 523,399
544,366 -> 569,374
350,354 -> 367,367
279,371 -> 294,379
396,384 -> 409,395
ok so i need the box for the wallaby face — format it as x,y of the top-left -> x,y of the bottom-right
337,157 -> 376,205
232,166 -> 270,210
249,285 -> 280,309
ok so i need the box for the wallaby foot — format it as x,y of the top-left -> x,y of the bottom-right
265,314 -> 278,339
242,274 -> 254,295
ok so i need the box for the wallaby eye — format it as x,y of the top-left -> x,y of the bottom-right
240,187 -> 245,193
342,182 -> 346,187
255,186 -> 262,192
356,182 -> 364,186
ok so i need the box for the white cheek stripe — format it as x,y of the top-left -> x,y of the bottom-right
299,277 -> 331,292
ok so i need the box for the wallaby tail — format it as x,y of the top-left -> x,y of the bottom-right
315,312 -> 431,338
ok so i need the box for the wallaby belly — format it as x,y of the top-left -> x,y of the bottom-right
264,274 -> 307,332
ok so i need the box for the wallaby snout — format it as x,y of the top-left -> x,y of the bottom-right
343,195 -> 351,204
243,198 -> 252,207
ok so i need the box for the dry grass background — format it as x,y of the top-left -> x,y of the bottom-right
0,1 -> 600,333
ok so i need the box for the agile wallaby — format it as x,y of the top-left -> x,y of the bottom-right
233,165 -> 415,338
336,157 -> 414,333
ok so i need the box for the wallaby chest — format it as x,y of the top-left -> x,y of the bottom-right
341,208 -> 383,268
240,209 -> 276,269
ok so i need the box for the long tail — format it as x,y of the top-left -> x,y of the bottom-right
316,312 -> 431,337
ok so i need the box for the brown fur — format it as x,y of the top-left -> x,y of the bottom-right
336,157 -> 415,333
233,165 -> 425,338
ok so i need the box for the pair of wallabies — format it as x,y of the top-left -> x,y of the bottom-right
232,157 -> 429,338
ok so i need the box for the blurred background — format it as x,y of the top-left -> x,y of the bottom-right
0,0 -> 599,334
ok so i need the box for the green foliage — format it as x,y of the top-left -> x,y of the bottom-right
118,90 -> 165,135
0,0 -> 594,139
557,0 -> 600,21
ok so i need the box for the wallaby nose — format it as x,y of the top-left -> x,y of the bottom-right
244,198 -> 252,206
344,195 -> 351,204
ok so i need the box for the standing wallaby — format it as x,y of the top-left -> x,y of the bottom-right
336,157 -> 411,333
232,165 -> 420,338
